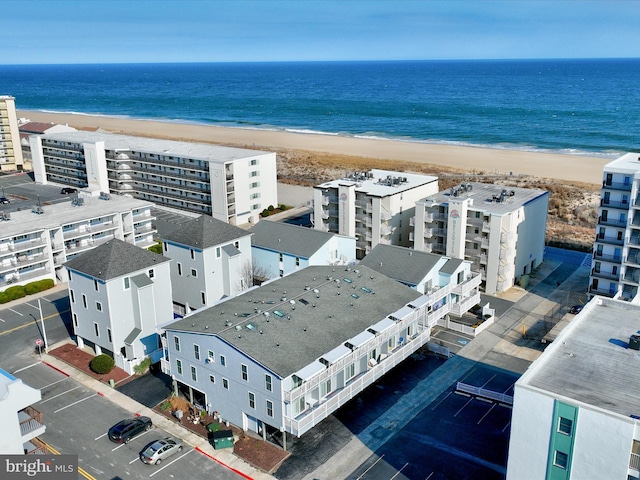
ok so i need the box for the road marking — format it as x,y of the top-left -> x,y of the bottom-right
40,385 -> 82,403
430,391 -> 452,411
129,457 -> 140,464
355,454 -> 385,480
25,302 -> 40,310
41,441 -> 97,480
425,473 -> 434,480
502,421 -> 511,433
459,367 -> 477,383
0,318 -> 5,322
481,374 -> 497,389
41,377 -> 70,390
94,432 -> 108,441
54,393 -> 96,412
390,462 -> 409,479
8,308 -> 23,316
454,397 -> 474,417
0,308 -> 70,336
477,403 -> 497,425
111,430 -> 154,451
13,362 -> 41,374
149,449 -> 193,477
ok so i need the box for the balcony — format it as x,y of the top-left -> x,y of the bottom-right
590,268 -> 620,281
589,284 -> 617,297
600,198 -> 630,209
602,180 -> 632,192
593,252 -> 622,263
595,234 -> 625,246
597,216 -> 628,228
24,437 -> 48,455
19,406 -> 45,439
630,452 -> 640,472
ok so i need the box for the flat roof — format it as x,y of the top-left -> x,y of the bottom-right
38,130 -> 273,163
603,152 -> 640,174
315,169 -> 438,198
420,182 -> 547,215
519,296 -> 640,418
0,194 -> 153,238
166,265 -> 421,378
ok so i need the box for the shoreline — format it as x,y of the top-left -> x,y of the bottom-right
19,109 -> 611,185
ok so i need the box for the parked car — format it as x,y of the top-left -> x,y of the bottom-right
60,187 -> 78,194
140,437 -> 184,465
569,305 -> 583,315
108,416 -> 152,443
0,197 -> 9,204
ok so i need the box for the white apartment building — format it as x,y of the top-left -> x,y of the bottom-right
313,170 -> 439,259
249,221 -> 356,280
590,152 -> 640,301
161,215 -> 253,314
18,120 -> 76,166
29,130 -> 277,225
0,95 -> 24,171
65,239 -> 173,374
0,193 -> 156,289
413,182 -> 549,294
0,368 -> 46,454
161,264 -> 481,439
507,296 -> 640,480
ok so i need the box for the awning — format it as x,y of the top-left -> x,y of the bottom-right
348,330 -> 375,348
323,344 -> 351,364
391,305 -> 414,320
370,318 -> 395,334
409,295 -> 430,309
295,360 -> 325,381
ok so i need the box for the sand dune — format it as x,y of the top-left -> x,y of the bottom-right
19,110 -> 610,185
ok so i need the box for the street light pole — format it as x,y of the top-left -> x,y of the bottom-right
38,298 -> 49,352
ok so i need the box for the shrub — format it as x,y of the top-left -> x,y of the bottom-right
24,279 -> 54,295
279,204 -> 286,211
90,354 -> 115,374
134,357 -> 152,375
2,285 -> 26,302
148,242 -> 163,254
267,205 -> 275,212
0,279 -> 54,303
160,400 -> 172,411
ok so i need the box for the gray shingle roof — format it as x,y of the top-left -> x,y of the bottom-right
249,221 -> 334,258
161,215 -> 250,249
165,265 -> 421,378
64,239 -> 169,281
440,258 -> 464,275
359,244 -> 442,286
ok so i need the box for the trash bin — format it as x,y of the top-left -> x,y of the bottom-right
210,430 -> 234,450
206,422 -> 221,433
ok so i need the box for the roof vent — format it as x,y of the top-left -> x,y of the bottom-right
313,289 -> 319,294
205,325 -> 209,329
235,325 -> 242,331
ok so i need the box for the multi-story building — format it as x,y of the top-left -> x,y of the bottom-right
161,264 -> 481,439
0,368 -> 46,454
412,182 -> 549,294
18,120 -> 76,167
0,193 -> 156,289
590,152 -> 640,301
312,170 -> 439,259
29,130 -> 277,225
0,95 -> 24,171
160,215 -> 253,314
507,296 -> 640,480
65,239 -> 173,373
249,220 -> 356,280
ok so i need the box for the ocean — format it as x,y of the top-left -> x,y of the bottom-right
1,59 -> 639,157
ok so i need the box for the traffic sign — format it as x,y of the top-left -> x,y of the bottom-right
35,339 -> 42,346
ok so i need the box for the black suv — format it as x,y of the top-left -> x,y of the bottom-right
60,187 -> 78,195
0,197 -> 9,204
108,416 -> 153,443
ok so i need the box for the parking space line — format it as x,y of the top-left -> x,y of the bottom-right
41,377 -> 70,390
149,449 -> 193,477
390,462 -> 409,479
95,433 -> 108,441
54,393 -> 97,412
477,403 -> 497,425
459,367 -> 477,383
480,374 -> 497,388
356,454 -> 385,480
129,457 -> 140,464
111,430 -> 154,451
40,385 -> 82,404
40,440 -> 97,480
13,362 -> 41,374
430,391 -> 452,411
454,397 -> 474,417
25,302 -> 40,310
425,472 -> 434,480
8,308 -> 23,316
0,317 -> 5,322
502,421 -> 511,433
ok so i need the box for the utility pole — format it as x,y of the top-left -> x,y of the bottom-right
38,298 -> 49,352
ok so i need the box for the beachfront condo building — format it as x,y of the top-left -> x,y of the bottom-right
29,130 -> 277,225
162,264 -> 480,439
0,95 -> 24,171
18,119 -> 76,168
412,182 -> 549,294
0,192 -> 156,289
507,296 -> 640,480
65,239 -> 173,375
590,153 -> 640,301
312,170 -> 439,259
0,368 -> 47,454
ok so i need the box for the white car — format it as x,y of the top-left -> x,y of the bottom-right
140,437 -> 184,465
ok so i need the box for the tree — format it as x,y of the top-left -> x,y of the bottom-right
238,259 -> 273,290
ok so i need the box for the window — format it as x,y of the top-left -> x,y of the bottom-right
250,182 -> 260,188
220,355 -> 226,366
190,268 -> 197,278
266,400 -> 273,417
176,359 -> 182,375
73,313 -> 78,328
265,374 -> 272,392
93,322 -> 99,337
241,364 -> 248,381
82,294 -> 87,309
70,290 -> 75,303
191,366 -> 197,382
553,451 -> 568,469
279,253 -> 283,262
320,379 -> 331,397
107,328 -> 112,343
252,204 -> 261,210
96,301 -> 102,312
345,363 -> 355,381
148,269 -> 154,278
558,417 -> 573,436
163,242 -> 167,252
222,378 -> 229,389
207,350 -> 214,360
249,170 -> 259,177
194,344 -> 200,361
250,159 -> 258,166
388,336 -> 396,349
94,279 -> 99,291
248,392 -> 255,409
190,249 -> 195,260
216,247 -> 221,258
124,277 -> 130,289
177,263 -> 182,276
296,257 -> 300,266
174,336 -> 180,351
209,374 -> 215,383
279,269 -> 284,277
201,291 -> 206,304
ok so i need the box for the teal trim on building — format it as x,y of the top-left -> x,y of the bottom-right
546,400 -> 578,480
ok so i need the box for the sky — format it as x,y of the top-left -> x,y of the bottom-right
3,0 -> 640,64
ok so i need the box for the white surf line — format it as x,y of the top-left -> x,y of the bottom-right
149,449 -> 193,477
53,392 -> 96,412
8,308 -> 23,316
40,386 -> 82,404
13,362 -> 41,374
94,433 -> 108,441
25,302 -> 40,310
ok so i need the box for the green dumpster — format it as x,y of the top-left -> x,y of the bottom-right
211,429 -> 234,450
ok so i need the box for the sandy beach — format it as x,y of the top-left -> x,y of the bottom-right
19,110 -> 609,185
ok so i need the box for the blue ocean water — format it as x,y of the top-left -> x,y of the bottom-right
1,59 -> 639,157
